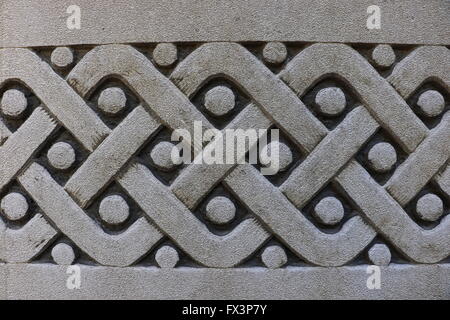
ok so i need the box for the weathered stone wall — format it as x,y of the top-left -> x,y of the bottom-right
0,0 -> 449,299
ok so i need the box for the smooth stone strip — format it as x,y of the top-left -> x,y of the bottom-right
1,263 -> 449,299
1,0 -> 448,47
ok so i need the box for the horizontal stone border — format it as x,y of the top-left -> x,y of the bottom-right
1,264 -> 449,299
1,0 -> 449,48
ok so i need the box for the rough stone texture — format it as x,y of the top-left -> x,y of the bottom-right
0,0 -> 449,300
153,43 -> 178,67
50,47 -> 74,68
315,87 -> 347,116
2,0 -> 449,46
97,87 -> 127,115
368,244 -> 392,266
1,192 -> 28,221
260,141 -> 293,172
205,196 -> 236,225
262,42 -> 288,65
155,246 -> 180,269
416,193 -> 444,222
367,142 -> 397,173
204,86 -> 235,116
0,89 -> 27,118
51,243 -> 76,266
150,141 -> 179,171
371,44 -> 396,69
99,195 -> 130,225
1,264 -> 450,299
313,197 -> 345,226
47,142 -> 76,170
417,90 -> 446,117
261,246 -> 288,269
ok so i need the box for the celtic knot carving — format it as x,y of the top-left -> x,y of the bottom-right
0,42 -> 448,268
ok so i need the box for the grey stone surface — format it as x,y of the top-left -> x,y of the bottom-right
417,90 -> 445,117
262,42 -> 287,65
0,89 -> 27,118
1,192 -> 28,221
313,197 -> 345,226
204,86 -> 235,116
99,195 -> 130,225
371,44 -> 396,69
0,0 -> 449,300
1,0 -> 449,47
50,47 -> 74,68
416,193 -> 444,222
315,87 -> 347,116
261,246 -> 288,269
368,244 -> 392,266
97,87 -> 126,115
367,142 -> 397,173
260,141 -> 293,172
155,246 -> 180,269
47,142 -> 76,170
150,141 -> 179,171
51,243 -> 76,266
205,196 -> 236,225
153,43 -> 178,67
1,264 -> 449,299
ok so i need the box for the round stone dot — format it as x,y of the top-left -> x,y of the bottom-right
416,193 -> 444,222
51,243 -> 76,265
150,141 -> 179,171
313,197 -> 344,226
260,141 -> 293,172
417,90 -> 445,117
1,89 -> 27,118
261,246 -> 287,269
47,142 -> 76,170
99,195 -> 130,225
315,87 -> 346,116
155,246 -> 179,268
50,47 -> 74,68
153,43 -> 178,67
372,44 -> 396,68
1,192 -> 28,221
98,87 -> 126,115
367,142 -> 397,173
368,244 -> 391,266
263,42 -> 287,65
206,196 -> 236,225
204,86 -> 235,117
